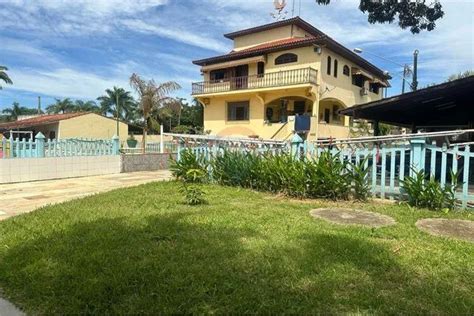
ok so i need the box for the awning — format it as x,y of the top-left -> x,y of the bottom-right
371,78 -> 389,88
351,67 -> 373,80
201,56 -> 265,72
340,76 -> 474,130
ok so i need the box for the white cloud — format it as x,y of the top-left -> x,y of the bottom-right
120,19 -> 229,52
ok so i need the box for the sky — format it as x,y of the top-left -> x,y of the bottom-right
0,0 -> 473,111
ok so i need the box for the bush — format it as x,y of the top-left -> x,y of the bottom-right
178,169 -> 207,205
401,169 -> 459,211
171,149 -> 374,202
170,149 -> 208,183
306,152 -> 351,200
350,156 -> 371,201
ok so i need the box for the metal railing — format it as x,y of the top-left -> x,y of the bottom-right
192,67 -> 318,95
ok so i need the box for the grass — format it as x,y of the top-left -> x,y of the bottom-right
0,181 -> 473,314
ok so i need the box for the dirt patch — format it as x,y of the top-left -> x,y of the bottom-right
416,218 -> 474,243
310,208 -> 396,228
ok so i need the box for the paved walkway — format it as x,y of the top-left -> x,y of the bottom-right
0,171 -> 172,221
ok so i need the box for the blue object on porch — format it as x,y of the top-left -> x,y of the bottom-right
294,114 -> 311,132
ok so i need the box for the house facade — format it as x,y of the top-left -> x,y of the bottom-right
192,17 -> 390,140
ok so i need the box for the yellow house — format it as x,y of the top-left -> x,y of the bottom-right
192,17 -> 390,140
0,112 -> 128,143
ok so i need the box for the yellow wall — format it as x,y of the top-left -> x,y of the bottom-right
59,113 -> 128,142
233,25 -> 311,51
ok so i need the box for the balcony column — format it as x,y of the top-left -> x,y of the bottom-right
311,91 -> 320,141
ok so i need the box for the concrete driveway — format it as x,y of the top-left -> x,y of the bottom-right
0,171 -> 172,221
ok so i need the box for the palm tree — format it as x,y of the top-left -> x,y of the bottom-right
97,87 -> 137,120
46,98 -> 75,114
73,100 -> 101,113
129,73 -> 180,152
2,102 -> 35,121
0,66 -> 13,89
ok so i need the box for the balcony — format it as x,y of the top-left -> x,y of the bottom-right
192,67 -> 317,95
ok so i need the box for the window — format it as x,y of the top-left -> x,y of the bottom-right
334,59 -> 338,78
369,83 -> 380,94
49,131 -> 56,140
343,65 -> 350,76
275,53 -> 298,65
210,69 -> 227,82
227,101 -> 249,121
257,62 -> 265,78
327,56 -> 331,75
352,75 -> 365,88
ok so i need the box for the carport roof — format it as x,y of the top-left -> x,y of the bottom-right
340,76 -> 474,129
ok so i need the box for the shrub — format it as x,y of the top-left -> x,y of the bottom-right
401,169 -> 459,211
171,149 -> 369,202
170,149 -> 208,183
350,156 -> 371,201
179,169 -> 207,205
306,151 -> 351,200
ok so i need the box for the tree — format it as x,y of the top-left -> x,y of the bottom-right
179,98 -> 204,132
97,87 -> 137,121
73,100 -> 101,113
315,0 -> 444,34
2,102 -> 37,121
46,98 -> 75,114
0,66 -> 13,89
447,70 -> 474,82
129,73 -> 180,152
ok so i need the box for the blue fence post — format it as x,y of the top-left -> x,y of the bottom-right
291,133 -> 304,160
112,135 -> 120,155
35,132 -> 45,158
410,137 -> 426,173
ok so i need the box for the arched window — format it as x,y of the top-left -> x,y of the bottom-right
334,59 -> 338,78
275,53 -> 298,65
343,65 -> 350,76
327,56 -> 331,75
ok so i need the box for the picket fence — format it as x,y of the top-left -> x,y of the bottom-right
0,132 -> 120,159
121,142 -> 178,154
176,136 -> 474,209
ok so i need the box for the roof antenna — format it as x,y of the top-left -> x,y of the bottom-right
270,0 -> 288,20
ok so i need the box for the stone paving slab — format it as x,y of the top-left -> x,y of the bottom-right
0,171 -> 172,221
416,218 -> 474,243
310,208 -> 396,228
0,297 -> 24,316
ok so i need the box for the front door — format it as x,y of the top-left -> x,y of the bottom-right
234,65 -> 248,89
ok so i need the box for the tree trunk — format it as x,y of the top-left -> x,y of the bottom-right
142,126 -> 147,154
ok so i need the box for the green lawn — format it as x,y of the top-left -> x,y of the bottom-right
0,181 -> 473,314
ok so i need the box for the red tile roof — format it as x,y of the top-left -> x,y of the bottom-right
192,16 -> 390,80
0,112 -> 88,130
193,36 -> 321,66
231,36 -> 318,54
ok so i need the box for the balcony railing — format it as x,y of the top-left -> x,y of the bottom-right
192,67 -> 317,95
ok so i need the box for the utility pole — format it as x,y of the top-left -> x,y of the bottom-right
116,94 -> 120,137
37,96 -> 41,114
412,50 -> 419,91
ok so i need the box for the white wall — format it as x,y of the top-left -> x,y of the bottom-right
0,156 -> 121,184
